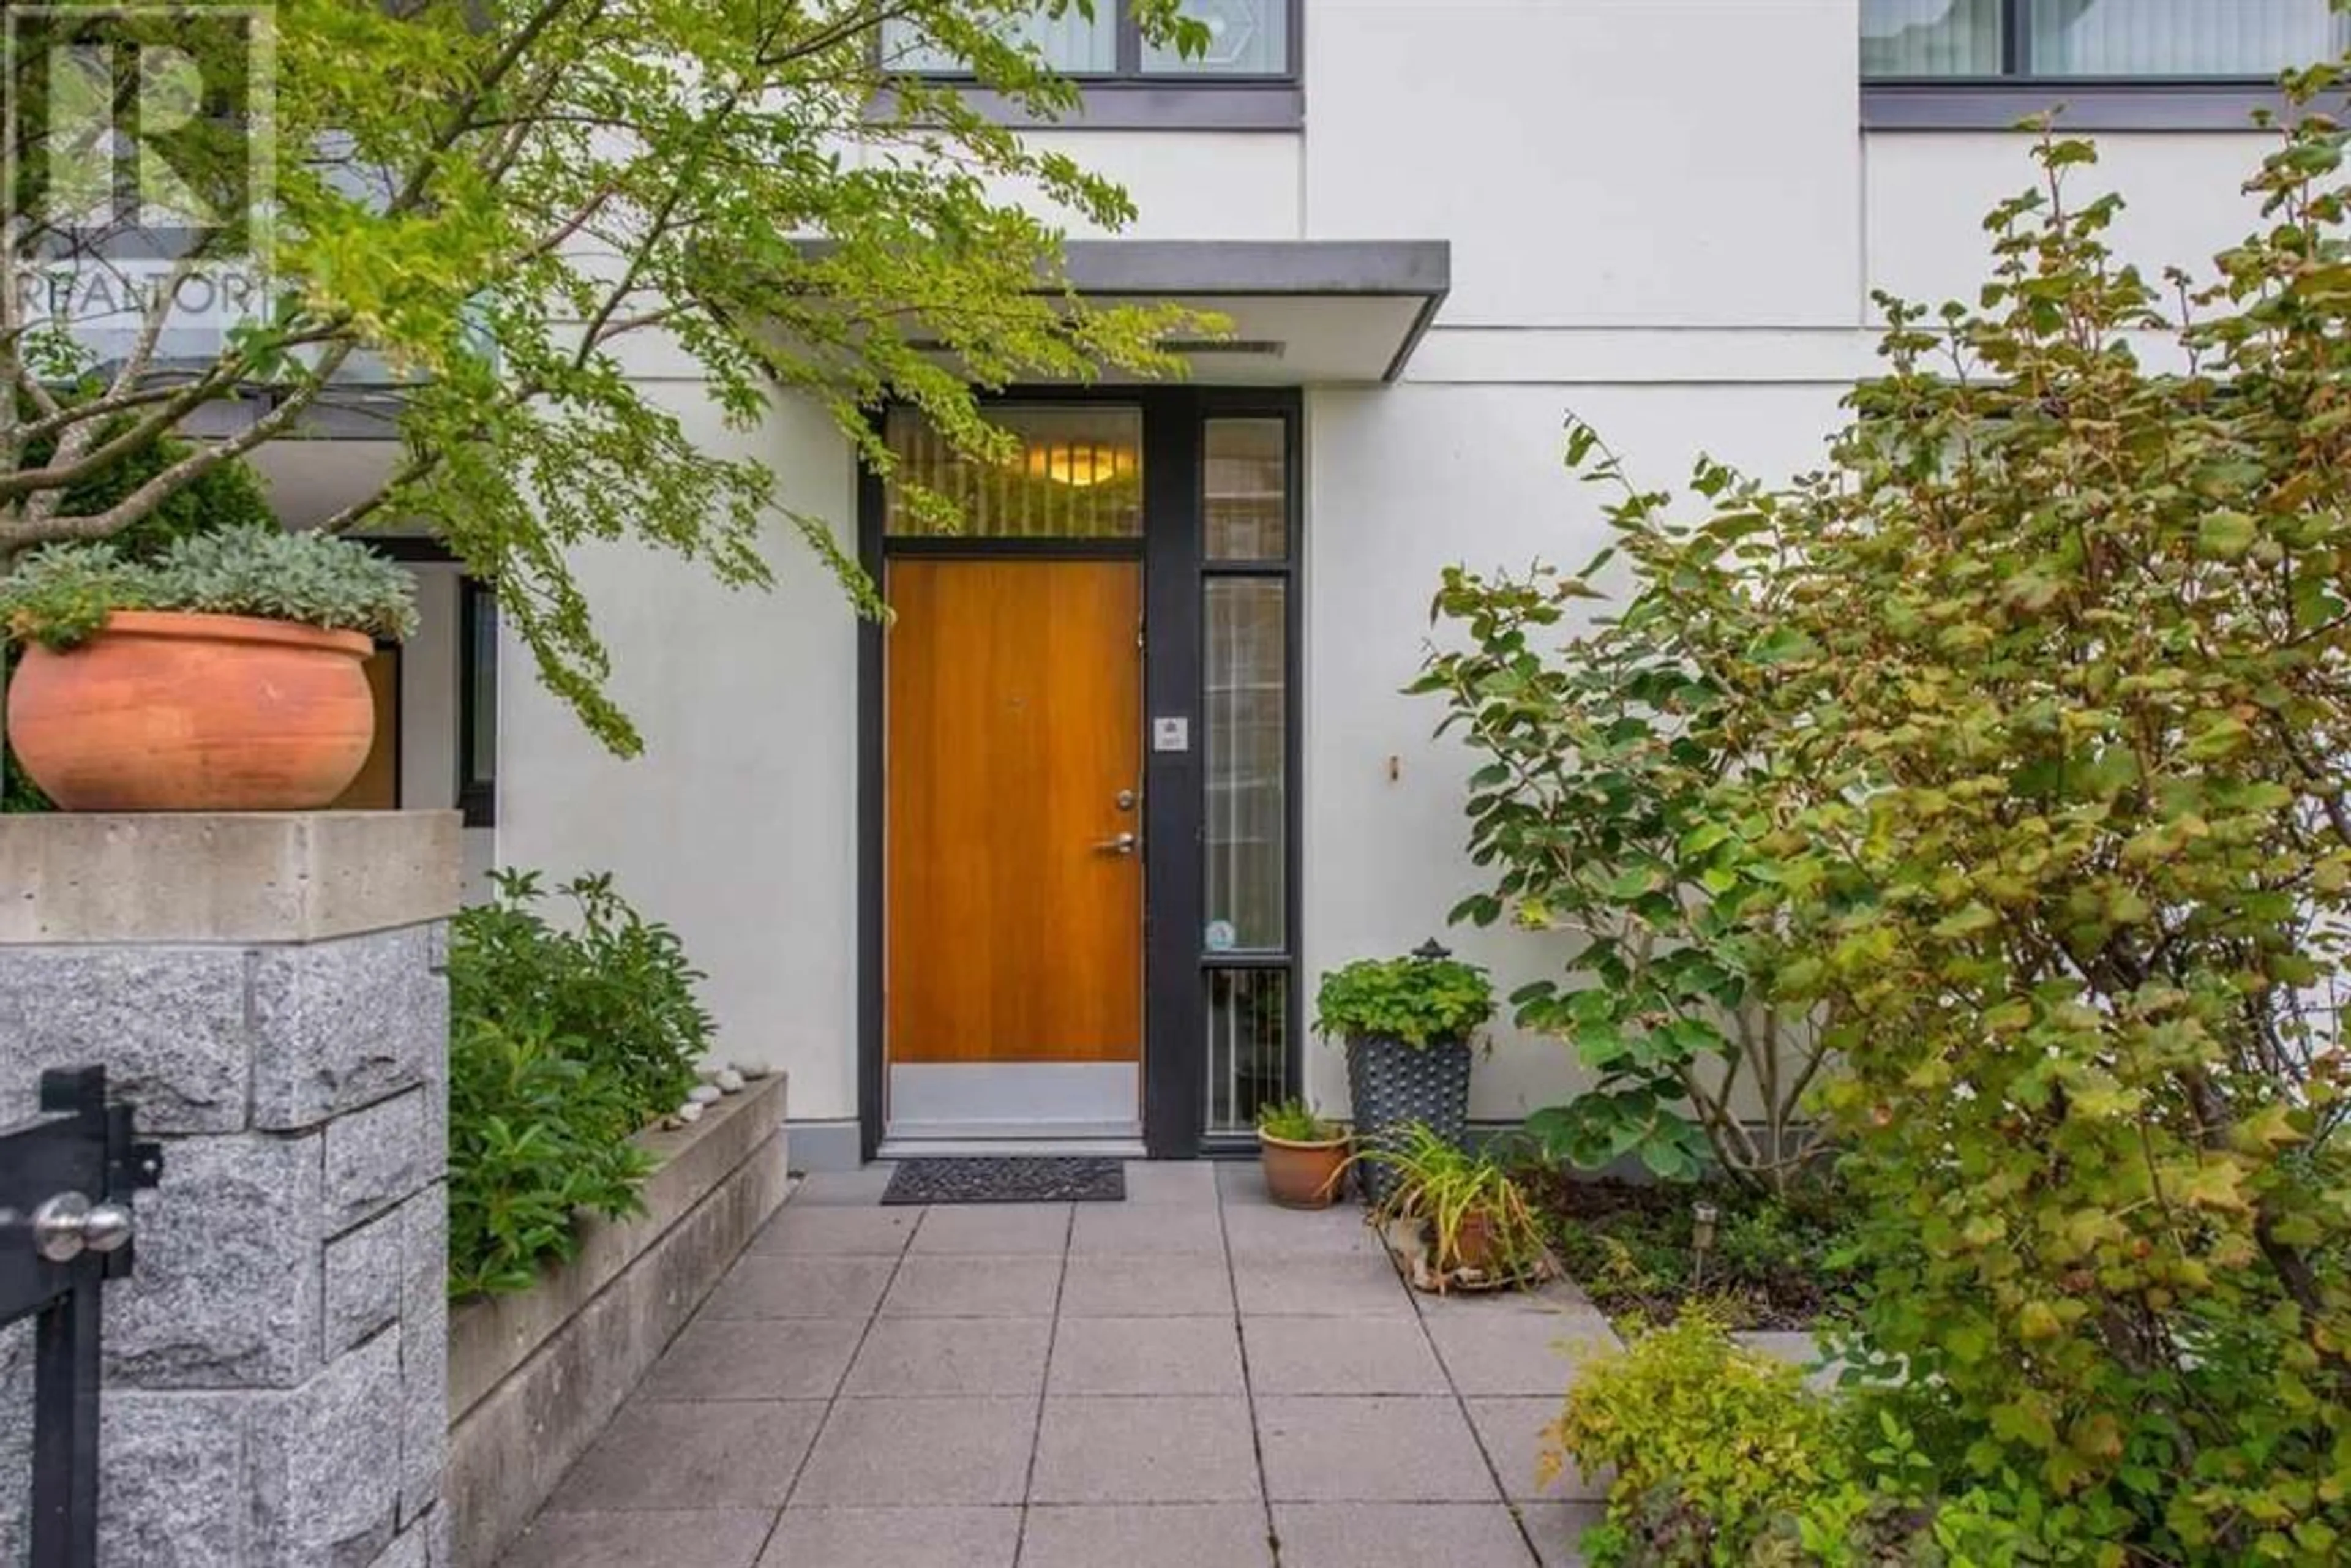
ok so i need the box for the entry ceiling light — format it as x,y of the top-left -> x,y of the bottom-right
1021,440 -> 1137,489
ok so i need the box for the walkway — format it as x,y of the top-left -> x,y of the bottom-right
501,1160 -> 1614,1567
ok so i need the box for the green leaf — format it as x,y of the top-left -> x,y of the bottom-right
2196,511 -> 2259,560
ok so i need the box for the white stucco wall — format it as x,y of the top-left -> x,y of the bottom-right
1866,130 -> 2292,310
1303,0 -> 1864,329
1010,130 -> 1304,239
493,389 -> 865,1122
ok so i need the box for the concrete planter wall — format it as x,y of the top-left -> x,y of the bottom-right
445,1073 -> 789,1568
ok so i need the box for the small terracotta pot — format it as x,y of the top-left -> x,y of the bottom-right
8,611 -> 378,811
1260,1131 -> 1351,1210
1445,1208 -> 1500,1273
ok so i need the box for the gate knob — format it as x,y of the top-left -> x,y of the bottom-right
32,1192 -> 92,1262
29,1193 -> 133,1262
81,1202 -> 134,1255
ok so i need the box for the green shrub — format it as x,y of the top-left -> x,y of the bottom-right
1548,1312 -> 2101,1566
446,1013 -> 654,1297
0,523 -> 419,650
448,869 -> 710,1124
1415,496 -> 1832,1190
1313,951 -> 1494,1047
56,426 -> 282,562
444,869 -> 713,1296
1487,103 -> 2351,1558
1547,1309 -> 1840,1562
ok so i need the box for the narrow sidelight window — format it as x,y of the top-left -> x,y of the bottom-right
1199,411 -> 1296,1137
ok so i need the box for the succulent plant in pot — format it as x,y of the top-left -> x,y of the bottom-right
1,524 -> 420,811
1255,1097 -> 1351,1210
1313,940 -> 1495,1203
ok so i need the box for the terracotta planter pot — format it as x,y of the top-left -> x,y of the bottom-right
7,611 -> 377,811
1445,1208 -> 1500,1274
1259,1131 -> 1351,1210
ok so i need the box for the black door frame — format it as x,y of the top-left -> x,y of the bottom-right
857,385 -> 1303,1161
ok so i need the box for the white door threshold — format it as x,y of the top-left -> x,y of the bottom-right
878,1135 -> 1148,1160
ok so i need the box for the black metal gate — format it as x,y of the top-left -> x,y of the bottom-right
0,1070 -> 159,1568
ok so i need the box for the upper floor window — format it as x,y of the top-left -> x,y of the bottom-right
882,0 -> 1292,80
1862,0 -> 2351,79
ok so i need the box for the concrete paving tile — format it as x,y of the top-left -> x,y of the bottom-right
759,1506 -> 1020,1567
1220,1202 -> 1383,1259
1256,1396 -> 1498,1503
881,1254 -> 1065,1318
1464,1397 -> 1608,1502
1069,1203 -> 1226,1256
1733,1330 -> 1823,1364
1271,1502 -> 1537,1567
642,1317 -> 864,1402
792,1397 -> 1037,1506
1120,1162 -> 1222,1206
702,1255 -> 898,1321
1423,1309 -> 1610,1397
909,1204 -> 1072,1256
1215,1161 -> 1275,1204
1057,1254 -> 1235,1318
749,1206 -> 921,1256
547,1401 -> 824,1511
1732,1330 -> 1845,1391
1241,1317 -> 1449,1395
1030,1396 -> 1261,1503
1018,1504 -> 1273,1568
842,1316 -> 1052,1397
787,1166 -> 898,1206
1521,1502 -> 1611,1567
1232,1253 -> 1414,1319
1047,1317 -> 1245,1396
500,1509 -> 776,1568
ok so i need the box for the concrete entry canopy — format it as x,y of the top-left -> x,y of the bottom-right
799,237 -> 1453,386
1053,239 -> 1452,384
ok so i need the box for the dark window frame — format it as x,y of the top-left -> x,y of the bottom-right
457,576 -> 497,830
855,386 -> 1304,1161
1862,0 -> 2344,130
871,1 -> 1304,130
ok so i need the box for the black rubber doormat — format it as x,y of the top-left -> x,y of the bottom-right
881,1157 -> 1126,1206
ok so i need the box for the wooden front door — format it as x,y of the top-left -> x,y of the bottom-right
885,558 -> 1144,1075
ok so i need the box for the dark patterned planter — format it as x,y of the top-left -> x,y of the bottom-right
1344,1033 -> 1472,1206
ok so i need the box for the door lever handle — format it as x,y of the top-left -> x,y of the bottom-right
1093,832 -> 1139,856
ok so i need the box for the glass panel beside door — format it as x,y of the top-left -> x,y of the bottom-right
1204,578 -> 1286,951
1199,411 -> 1297,1139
